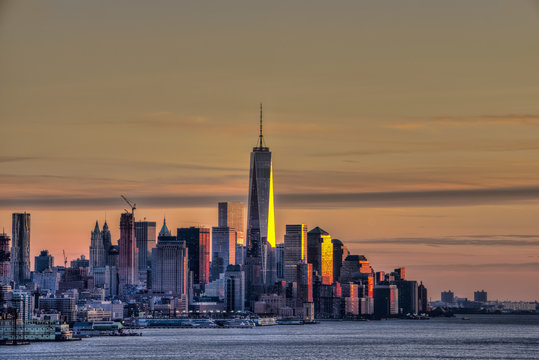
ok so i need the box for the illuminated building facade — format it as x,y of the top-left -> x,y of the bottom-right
246,105 -> 276,301
10,212 -> 31,285
178,226 -> 210,286
119,212 -> 138,289
284,224 -> 307,283
307,227 -> 333,285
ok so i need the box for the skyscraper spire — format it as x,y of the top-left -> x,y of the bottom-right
256,103 -> 267,149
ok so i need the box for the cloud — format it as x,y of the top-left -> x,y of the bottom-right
0,156 -> 40,164
385,114 -> 539,131
3,185 -> 539,210
359,235 -> 539,247
407,262 -> 539,271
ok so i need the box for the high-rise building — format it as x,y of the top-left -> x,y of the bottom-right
90,221 -> 106,270
135,220 -> 157,281
395,280 -> 418,315
225,264 -> 245,312
296,262 -> 313,311
10,212 -> 31,284
474,290 -> 487,303
119,212 -> 138,289
418,281 -> 428,313
374,284 -> 399,318
178,226 -> 210,286
284,224 -> 307,283
245,105 -> 276,302
218,202 -> 244,231
35,250 -> 54,273
307,227 -> 333,285
441,290 -> 455,304
332,239 -> 345,283
102,220 -> 112,254
275,243 -> 285,281
211,226 -> 236,281
151,220 -> 188,296
0,231 -> 10,283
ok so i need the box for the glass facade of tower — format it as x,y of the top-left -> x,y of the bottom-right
11,213 -> 31,285
246,145 -> 276,301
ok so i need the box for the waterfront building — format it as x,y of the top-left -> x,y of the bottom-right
211,226 -> 236,281
177,226 -> 210,287
35,250 -> 54,273
474,290 -> 487,303
151,220 -> 188,296
135,220 -> 156,283
307,227 -> 333,285
0,231 -> 10,283
10,290 -> 32,321
90,221 -> 106,270
245,105 -> 276,302
119,211 -> 138,289
284,224 -> 307,283
395,280 -> 418,315
224,265 -> 245,312
39,296 -> 77,323
296,262 -> 313,314
374,285 -> 399,318
10,212 -> 31,284
418,281 -> 428,313
441,290 -> 455,304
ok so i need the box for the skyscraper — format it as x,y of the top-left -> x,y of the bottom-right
35,250 -> 54,273
102,220 -> 112,253
10,212 -> 31,284
211,226 -> 236,281
119,211 -> 138,289
0,231 -> 10,283
246,104 -> 276,301
90,221 -> 106,270
284,224 -> 307,283
418,281 -> 428,313
332,239 -> 345,283
225,264 -> 245,312
178,226 -> 210,287
218,201 -> 245,265
151,219 -> 188,296
135,220 -> 157,281
307,227 -> 333,285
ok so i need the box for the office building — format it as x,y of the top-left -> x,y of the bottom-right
395,280 -> 418,315
90,221 -> 106,270
10,212 -> 31,285
296,262 -> 313,312
151,220 -> 188,296
35,250 -> 54,273
119,211 -> 138,289
218,202 -> 244,231
178,226 -> 210,287
225,265 -> 245,312
211,226 -> 236,281
474,290 -> 487,303
245,105 -> 276,302
418,281 -> 428,313
332,239 -> 346,284
32,269 -> 60,295
284,224 -> 307,283
441,290 -> 455,304
307,227 -> 333,285
275,243 -> 285,281
374,285 -> 399,318
102,220 -> 112,254
0,231 -> 10,283
135,220 -> 156,282
39,297 -> 77,323
70,255 -> 89,269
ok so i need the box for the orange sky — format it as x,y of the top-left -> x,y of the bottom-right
1,1 -> 539,300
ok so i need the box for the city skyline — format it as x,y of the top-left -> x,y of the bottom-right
2,1 -> 539,301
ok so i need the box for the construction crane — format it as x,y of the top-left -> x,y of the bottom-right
121,195 -> 136,215
62,250 -> 67,268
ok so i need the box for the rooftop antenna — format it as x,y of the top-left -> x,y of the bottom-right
258,103 -> 266,148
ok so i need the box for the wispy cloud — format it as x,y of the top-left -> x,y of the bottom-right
3,185 -> 539,209
385,114 -> 539,131
408,262 -> 539,271
360,235 -> 539,247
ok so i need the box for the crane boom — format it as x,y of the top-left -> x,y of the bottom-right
121,195 -> 136,215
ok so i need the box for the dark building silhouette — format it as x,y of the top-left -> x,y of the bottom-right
178,227 -> 210,287
35,250 -> 54,273
374,285 -> 399,318
135,220 -> 156,281
10,212 -> 31,284
474,290 -> 487,303
119,212 -> 137,289
395,280 -> 418,315
418,281 -> 428,313
0,231 -> 10,283
441,290 -> 455,304
332,239 -> 345,284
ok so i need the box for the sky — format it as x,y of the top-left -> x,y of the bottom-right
1,0 -> 539,301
